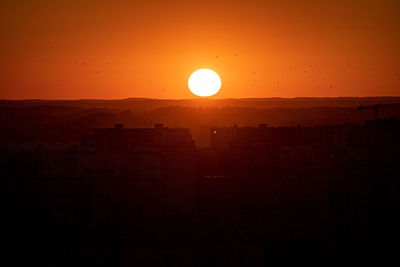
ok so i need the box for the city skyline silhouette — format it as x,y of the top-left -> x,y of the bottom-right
2,0 -> 400,266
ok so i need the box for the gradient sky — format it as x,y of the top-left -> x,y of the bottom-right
1,0 -> 400,99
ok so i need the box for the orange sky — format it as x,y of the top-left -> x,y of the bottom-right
1,0 -> 400,99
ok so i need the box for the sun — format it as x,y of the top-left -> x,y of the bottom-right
188,69 -> 221,97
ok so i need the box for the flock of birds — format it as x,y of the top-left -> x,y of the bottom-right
42,44 -> 400,95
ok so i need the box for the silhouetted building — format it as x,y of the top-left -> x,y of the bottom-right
4,118 -> 400,265
81,123 -> 196,153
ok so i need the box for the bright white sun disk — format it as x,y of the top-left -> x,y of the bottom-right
188,69 -> 221,97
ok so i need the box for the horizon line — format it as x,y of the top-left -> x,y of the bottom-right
1,96 -> 400,101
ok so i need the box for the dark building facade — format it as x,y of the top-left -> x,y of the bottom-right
4,118 -> 400,265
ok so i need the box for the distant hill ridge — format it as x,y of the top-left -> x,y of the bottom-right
1,97 -> 400,111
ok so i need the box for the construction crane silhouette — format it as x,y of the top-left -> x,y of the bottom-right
357,104 -> 381,118
357,103 -> 400,118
